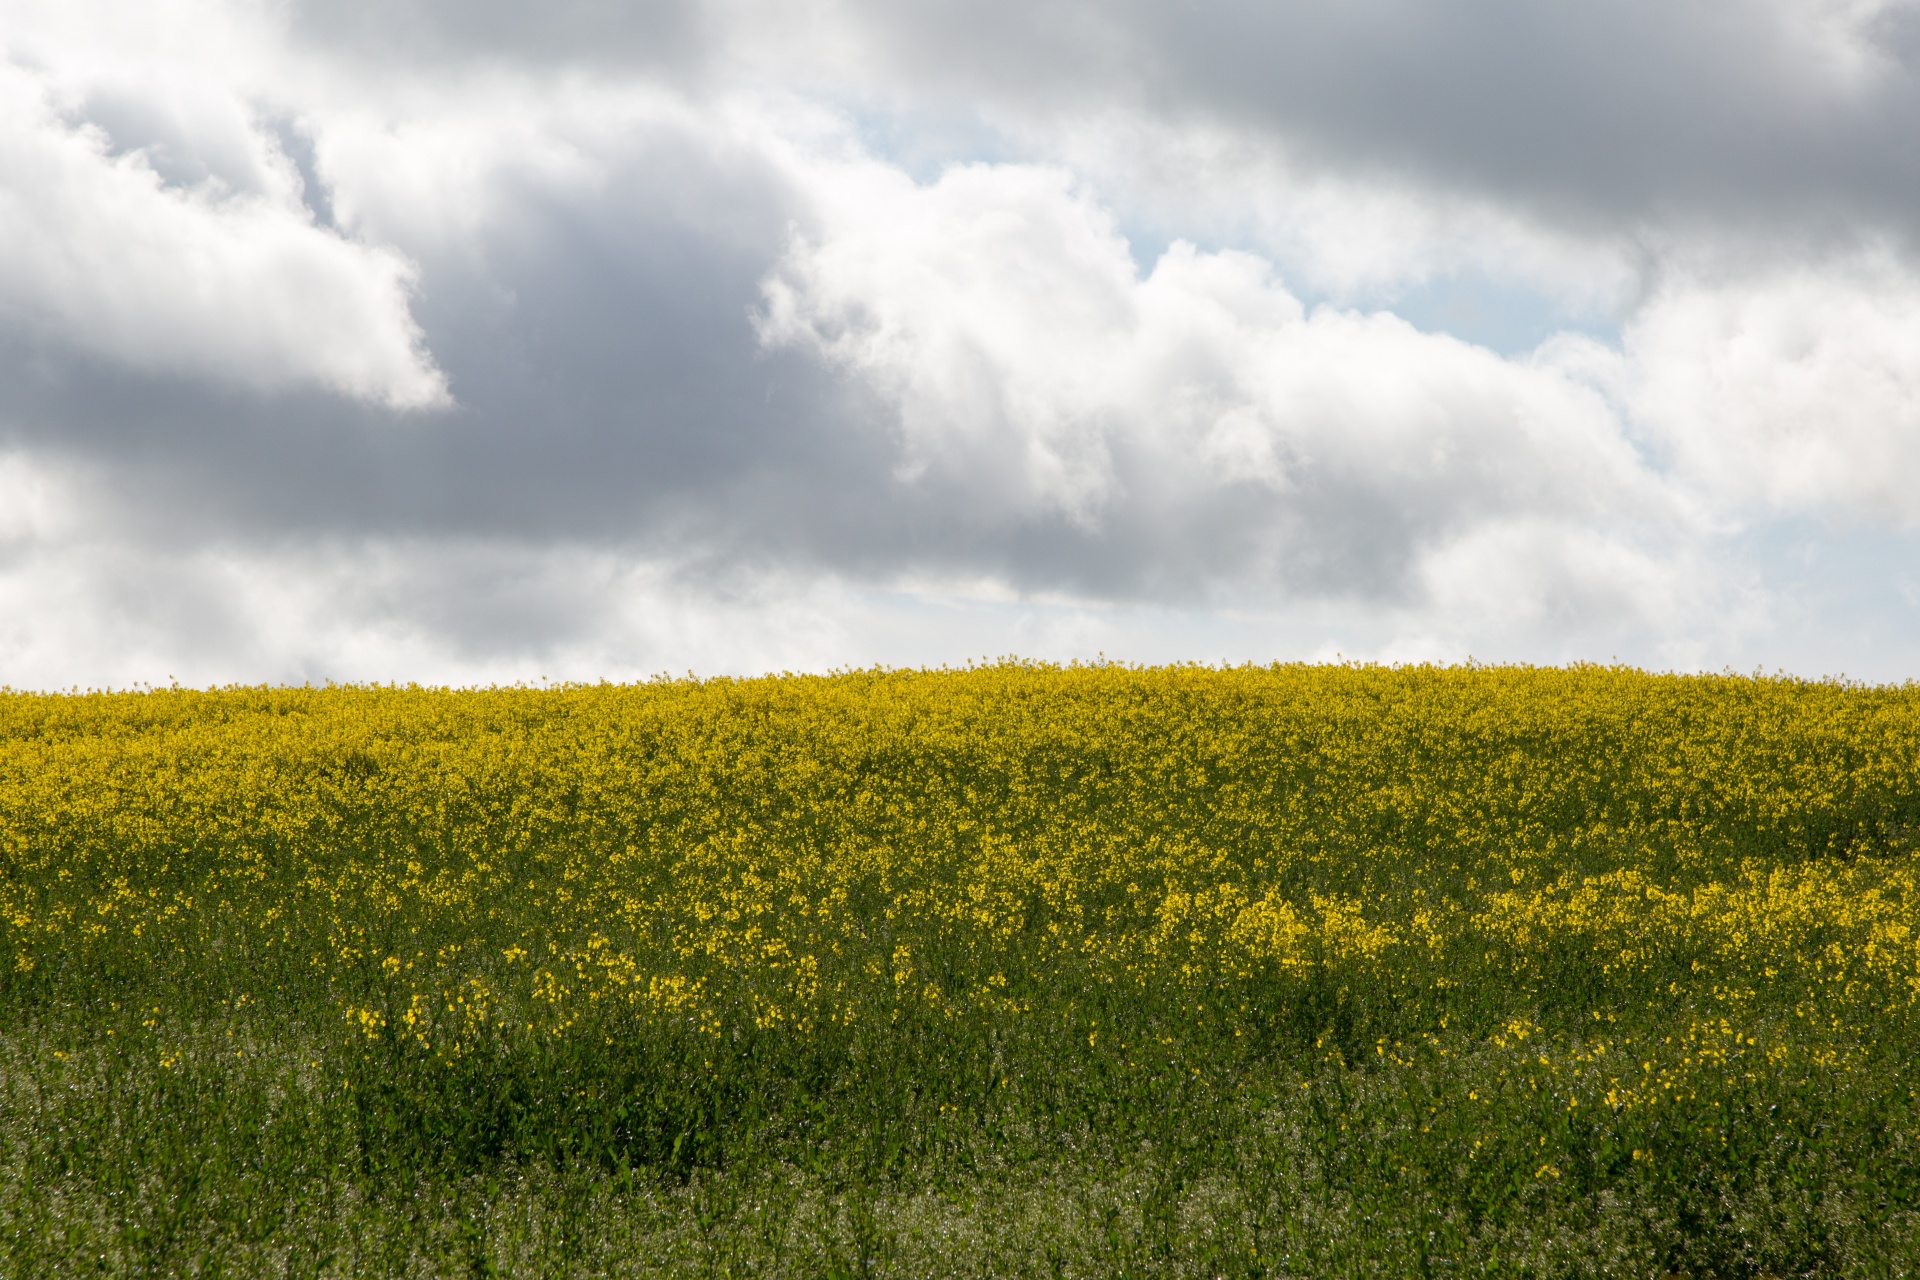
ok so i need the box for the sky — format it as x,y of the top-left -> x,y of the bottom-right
4,0 -> 1920,686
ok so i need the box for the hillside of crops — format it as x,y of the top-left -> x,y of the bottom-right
4,663 -> 1920,1277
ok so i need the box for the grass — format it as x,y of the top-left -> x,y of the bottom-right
2,662 -> 1919,1276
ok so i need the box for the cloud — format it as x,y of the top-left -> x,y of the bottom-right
0,58 -> 446,408
786,0 -> 1920,241
2,0 -> 1920,684
272,0 -> 1920,247
0,483 -> 1748,689
287,0 -> 709,73
759,158 -> 1704,624
1595,248 -> 1920,525
1013,112 -> 1644,319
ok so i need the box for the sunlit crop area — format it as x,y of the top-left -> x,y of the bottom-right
4,663 -> 1920,1276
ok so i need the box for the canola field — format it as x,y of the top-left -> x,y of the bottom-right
4,663 -> 1920,1277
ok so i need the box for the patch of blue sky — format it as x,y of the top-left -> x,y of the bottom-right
838,103 -> 1624,360
1372,270 -> 1624,356
1735,517 -> 1920,683
839,101 -> 1026,186
1090,203 -> 1626,358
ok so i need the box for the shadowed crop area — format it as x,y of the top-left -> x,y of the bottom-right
4,663 -> 1920,1276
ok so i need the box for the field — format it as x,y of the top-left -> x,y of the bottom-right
3,663 -> 1920,1277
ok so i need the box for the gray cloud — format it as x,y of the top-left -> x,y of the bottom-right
0,96 -> 1635,608
287,0 -> 1920,240
0,125 -> 857,544
850,0 -> 1920,233
288,0 -> 709,72
3,0 -> 1919,683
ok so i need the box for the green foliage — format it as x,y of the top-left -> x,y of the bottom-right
1,663 -> 1919,1275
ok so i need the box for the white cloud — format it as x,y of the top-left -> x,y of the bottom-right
3,0 -> 1920,684
760,156 -> 1707,629
0,519 -> 1757,689
1582,249 -> 1920,525
0,59 -> 447,408
993,110 -> 1644,314
0,502 -> 1276,688
1773,0 -> 1920,88
0,449 -> 76,549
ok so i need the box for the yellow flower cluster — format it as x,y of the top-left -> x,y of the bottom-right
1,663 -> 1916,1065
1479,858 -> 1920,1010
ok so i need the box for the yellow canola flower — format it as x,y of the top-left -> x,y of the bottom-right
0,662 -> 1917,1057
